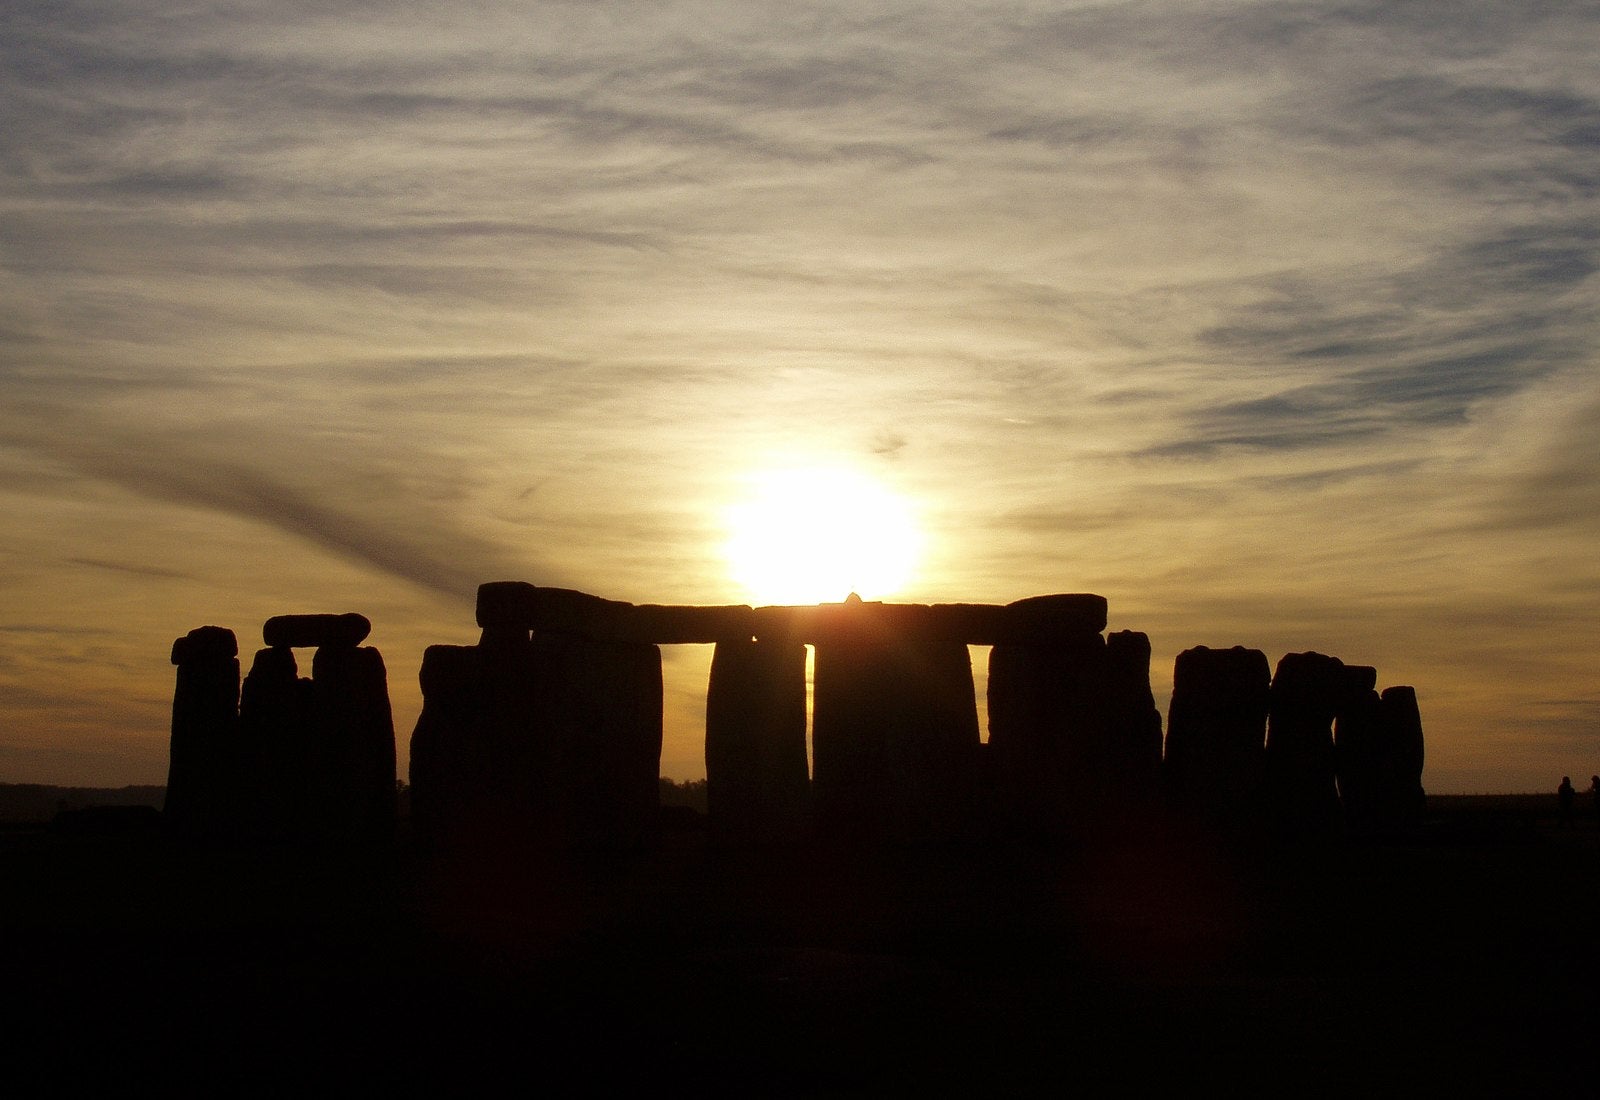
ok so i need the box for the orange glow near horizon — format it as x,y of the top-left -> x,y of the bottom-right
722,464 -> 923,606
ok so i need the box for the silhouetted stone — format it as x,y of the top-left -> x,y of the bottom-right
170,624 -> 238,665
1265,651 -> 1347,840
1344,664 -> 1378,694
409,644 -> 488,847
476,581 -> 630,635
410,631 -> 661,851
1333,666 -> 1385,836
783,596 -> 1107,646
1103,630 -> 1164,791
479,624 -> 529,649
239,645 -> 314,839
997,594 -> 1108,642
478,582 -> 757,643
478,582 -> 1107,646
1379,685 -> 1427,832
312,644 -> 397,843
812,605 -> 980,844
164,626 -> 240,839
630,604 -> 755,644
985,628 -> 1157,839
263,612 -> 371,649
531,635 -> 663,849
1162,645 -> 1271,828
987,636 -> 1104,839
705,638 -> 810,845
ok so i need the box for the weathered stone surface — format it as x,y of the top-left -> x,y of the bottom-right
409,633 -> 662,851
805,600 -> 936,646
986,627 -> 1154,840
996,594 -> 1108,643
263,613 -> 371,649
1344,664 -> 1378,694
630,604 -> 755,644
987,637 -> 1102,839
1379,685 -> 1427,831
170,625 -> 238,665
164,628 -> 241,838
1162,645 -> 1271,827
532,635 -> 663,849
812,616 -> 980,844
478,582 -> 1104,645
705,638 -> 810,845
408,644 -> 488,847
421,634 -> 546,849
783,596 -> 1107,646
1104,630 -> 1164,790
474,580 -> 543,628
479,624 -> 530,649
1265,651 -> 1347,839
1333,666 -> 1385,836
312,645 -> 397,842
239,645 -> 313,839
476,581 -> 631,635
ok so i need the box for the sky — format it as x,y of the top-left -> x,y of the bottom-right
2,0 -> 1597,792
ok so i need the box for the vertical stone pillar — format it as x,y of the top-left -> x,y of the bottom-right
1103,630 -> 1164,795
312,643 -> 397,843
1265,651 -> 1346,839
473,625 -> 546,846
705,637 -> 810,845
1162,645 -> 1271,827
409,643 -> 485,847
987,634 -> 1105,839
1333,665 -> 1383,836
1379,685 -> 1426,832
239,644 -> 312,839
533,634 -> 663,849
165,626 -> 240,839
812,605 -> 980,844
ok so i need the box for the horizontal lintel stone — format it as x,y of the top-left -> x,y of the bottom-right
476,582 -> 1105,645
263,613 -> 372,649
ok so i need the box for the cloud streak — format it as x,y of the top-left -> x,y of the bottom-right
2,0 -> 1598,787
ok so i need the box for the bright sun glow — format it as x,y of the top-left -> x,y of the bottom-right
723,465 -> 923,606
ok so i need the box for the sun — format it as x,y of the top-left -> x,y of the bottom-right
723,464 -> 923,606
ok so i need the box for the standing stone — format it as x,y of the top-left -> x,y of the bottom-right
312,644 -> 397,843
986,633 -> 1106,840
1379,686 -> 1427,832
409,644 -> 488,848
471,626 -> 547,847
812,603 -> 980,844
239,645 -> 314,839
1162,645 -> 1272,828
705,638 -> 810,845
165,626 -> 240,839
530,634 -> 663,849
1333,665 -> 1384,836
1103,630 -> 1164,794
1265,651 -> 1347,839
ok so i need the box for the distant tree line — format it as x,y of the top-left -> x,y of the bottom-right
658,777 -> 707,815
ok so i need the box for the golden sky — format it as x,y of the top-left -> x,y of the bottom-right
2,1 -> 1597,791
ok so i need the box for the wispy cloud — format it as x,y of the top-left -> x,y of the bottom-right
2,0 -> 1598,787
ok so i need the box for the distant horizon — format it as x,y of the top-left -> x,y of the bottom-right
1,585 -> 1593,796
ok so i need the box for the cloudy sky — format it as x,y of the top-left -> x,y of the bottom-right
3,0 -> 1596,791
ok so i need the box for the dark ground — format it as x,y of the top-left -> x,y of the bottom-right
4,799 -> 1597,1095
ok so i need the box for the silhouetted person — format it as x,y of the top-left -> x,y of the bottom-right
1557,776 -> 1574,827
1589,776 -> 1599,826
